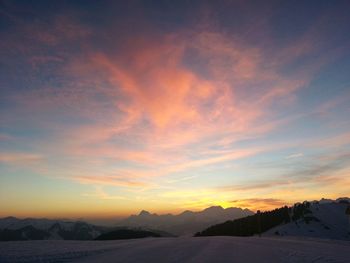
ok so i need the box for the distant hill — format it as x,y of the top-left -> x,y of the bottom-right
0,218 -> 105,241
117,206 -> 254,236
195,198 -> 350,240
0,217 -> 175,241
0,225 -> 50,241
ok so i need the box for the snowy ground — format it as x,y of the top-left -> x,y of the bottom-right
264,202 -> 350,240
0,236 -> 349,263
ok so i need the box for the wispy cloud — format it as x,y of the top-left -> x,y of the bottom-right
1,1 -> 349,216
0,152 -> 43,165
217,180 -> 292,192
72,175 -> 151,188
1,22 -> 339,187
286,153 -> 304,159
82,186 -> 127,200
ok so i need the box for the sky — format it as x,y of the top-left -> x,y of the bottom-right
1,0 -> 350,219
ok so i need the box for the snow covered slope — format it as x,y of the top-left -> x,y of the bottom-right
0,236 -> 349,263
264,201 -> 350,240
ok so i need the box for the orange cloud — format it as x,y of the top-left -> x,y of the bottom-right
218,180 -> 292,193
231,198 -> 289,212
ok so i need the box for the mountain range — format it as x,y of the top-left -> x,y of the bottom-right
0,206 -> 253,240
0,218 -> 105,241
1,198 -> 349,241
116,206 -> 254,235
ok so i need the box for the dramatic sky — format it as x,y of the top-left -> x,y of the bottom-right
1,0 -> 350,219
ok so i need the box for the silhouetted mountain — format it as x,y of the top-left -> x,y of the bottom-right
0,226 -> 50,241
117,206 -> 253,235
0,218 -> 106,241
336,197 -> 350,204
95,229 -> 161,240
139,210 -> 152,216
47,221 -> 102,240
0,217 -> 175,241
195,198 -> 350,240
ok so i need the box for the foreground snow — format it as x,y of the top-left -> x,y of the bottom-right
1,236 -> 349,263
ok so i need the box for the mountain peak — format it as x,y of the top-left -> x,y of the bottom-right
2,216 -> 17,220
203,206 -> 224,212
180,210 -> 193,215
139,210 -> 151,216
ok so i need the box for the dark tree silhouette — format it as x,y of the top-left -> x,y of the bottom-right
195,206 -> 290,237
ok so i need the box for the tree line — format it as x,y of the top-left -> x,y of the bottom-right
195,202 -> 312,237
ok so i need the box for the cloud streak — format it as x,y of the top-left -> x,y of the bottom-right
0,152 -> 43,165
231,198 -> 288,211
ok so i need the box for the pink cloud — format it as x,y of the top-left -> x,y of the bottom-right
3,21 -> 335,188
73,175 -> 150,188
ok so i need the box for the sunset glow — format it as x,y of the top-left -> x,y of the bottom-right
1,0 -> 350,219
